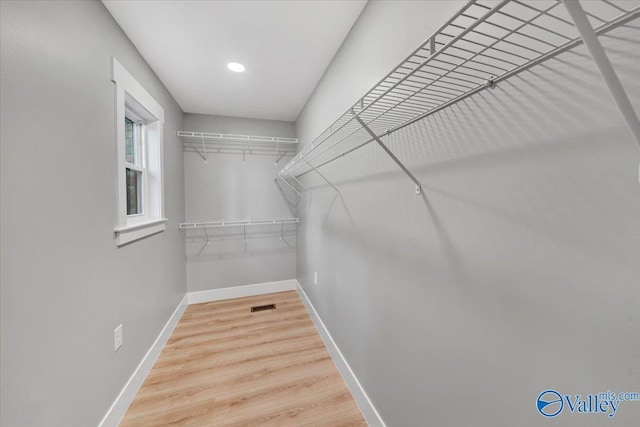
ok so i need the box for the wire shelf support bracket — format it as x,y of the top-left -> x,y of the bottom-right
353,111 -> 422,195
199,133 -> 207,163
278,175 -> 302,197
302,159 -> 342,196
562,0 -> 640,149
285,173 -> 310,193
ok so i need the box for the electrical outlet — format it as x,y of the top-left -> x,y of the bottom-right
114,324 -> 123,352
314,271 -> 318,286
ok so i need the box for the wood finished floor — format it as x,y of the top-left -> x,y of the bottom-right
119,291 -> 367,427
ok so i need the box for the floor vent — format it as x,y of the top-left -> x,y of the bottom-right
251,304 -> 276,312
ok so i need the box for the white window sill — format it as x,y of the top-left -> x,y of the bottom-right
114,218 -> 167,246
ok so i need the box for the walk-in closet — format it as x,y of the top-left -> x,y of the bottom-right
2,1 -> 639,426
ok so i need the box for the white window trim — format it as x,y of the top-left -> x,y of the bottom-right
111,57 -> 166,246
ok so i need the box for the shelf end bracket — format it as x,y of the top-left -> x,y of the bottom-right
303,159 -> 341,195
199,134 -> 208,163
276,174 -> 303,197
353,114 -> 422,195
562,0 -> 640,149
287,173 -> 310,192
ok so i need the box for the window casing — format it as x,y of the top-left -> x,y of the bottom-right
111,58 -> 166,246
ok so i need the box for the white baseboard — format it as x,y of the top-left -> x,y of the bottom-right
187,279 -> 298,305
296,281 -> 386,427
98,294 -> 188,427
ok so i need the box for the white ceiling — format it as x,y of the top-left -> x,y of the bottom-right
103,0 -> 367,122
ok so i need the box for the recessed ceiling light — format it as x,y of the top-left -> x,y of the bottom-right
227,62 -> 245,73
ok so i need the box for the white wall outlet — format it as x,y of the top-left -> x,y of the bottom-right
114,324 -> 123,352
314,271 -> 318,286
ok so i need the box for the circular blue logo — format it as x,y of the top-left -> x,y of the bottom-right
537,390 -> 564,417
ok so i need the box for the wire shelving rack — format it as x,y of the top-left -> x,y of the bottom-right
179,218 -> 300,243
277,0 -> 640,194
178,131 -> 299,163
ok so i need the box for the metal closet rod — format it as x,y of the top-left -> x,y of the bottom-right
289,2 -> 640,179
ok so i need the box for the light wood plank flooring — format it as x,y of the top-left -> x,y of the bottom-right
119,291 -> 367,426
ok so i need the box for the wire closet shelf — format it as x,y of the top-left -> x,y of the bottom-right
179,218 -> 301,242
178,131 -> 299,162
277,0 -> 640,182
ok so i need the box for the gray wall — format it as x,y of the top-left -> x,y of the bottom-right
183,114 -> 297,291
0,1 -> 186,426
295,2 -> 640,426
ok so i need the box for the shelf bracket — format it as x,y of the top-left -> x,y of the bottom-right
196,241 -> 209,256
303,159 -> 341,195
353,113 -> 422,195
287,173 -> 310,192
276,175 -> 302,197
279,222 -> 293,249
562,0 -> 640,149
198,134 -> 207,163
196,226 -> 210,256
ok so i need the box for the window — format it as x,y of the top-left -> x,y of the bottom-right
125,116 -> 142,215
111,58 -> 166,245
